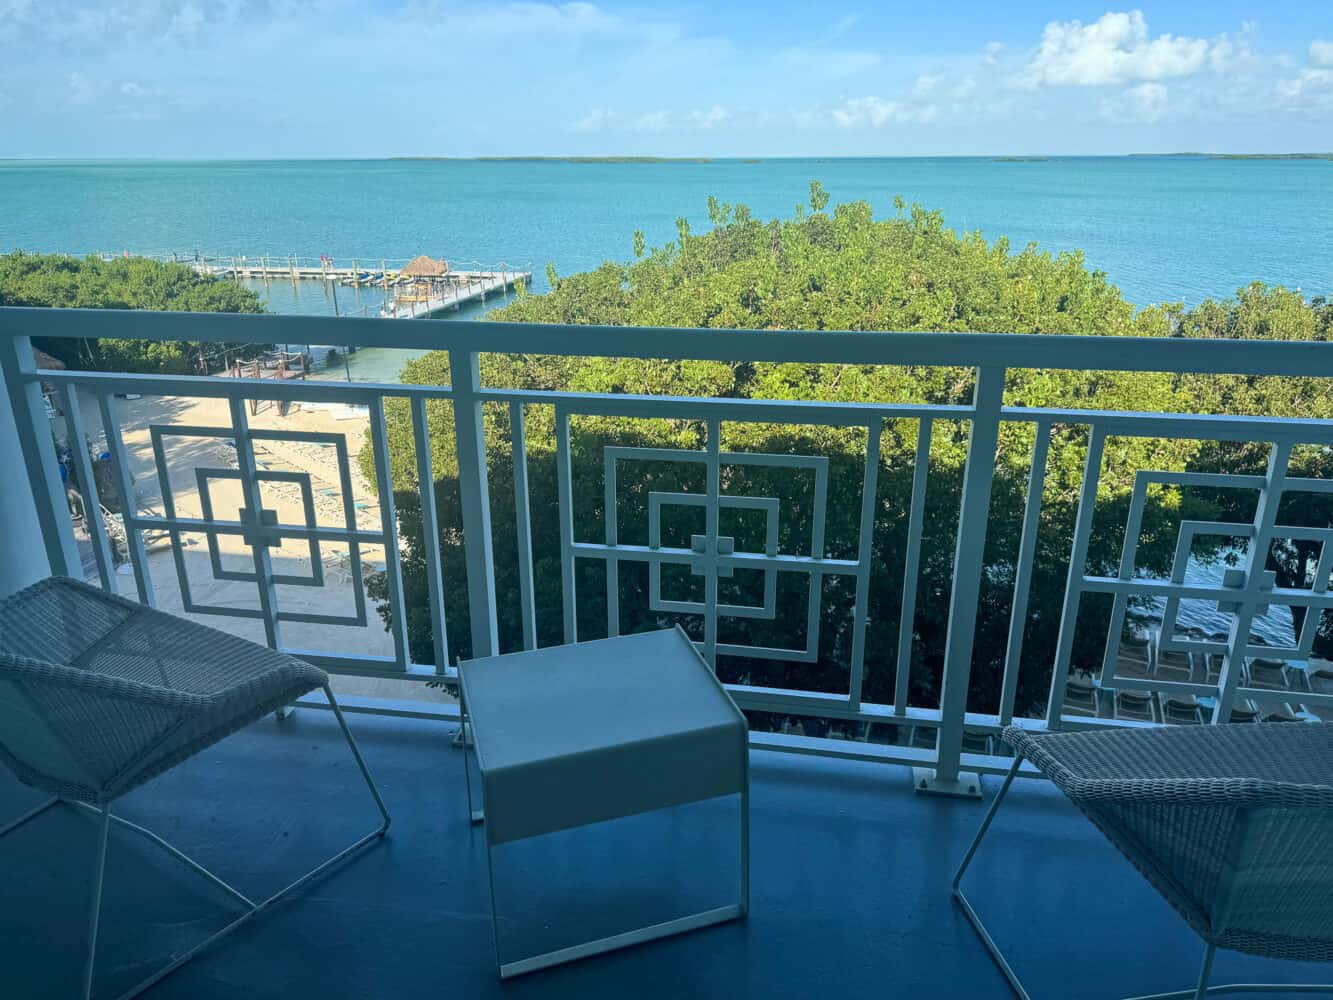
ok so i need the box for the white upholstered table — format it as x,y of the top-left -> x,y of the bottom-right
458,626 -> 749,978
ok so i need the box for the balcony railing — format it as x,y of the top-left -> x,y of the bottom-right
2,307 -> 1331,793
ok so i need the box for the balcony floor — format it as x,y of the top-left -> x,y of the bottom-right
1,709 -> 1327,999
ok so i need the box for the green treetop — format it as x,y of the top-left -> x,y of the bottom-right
360,190 -> 1331,728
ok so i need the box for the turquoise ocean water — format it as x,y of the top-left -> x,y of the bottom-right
3,156 -> 1332,385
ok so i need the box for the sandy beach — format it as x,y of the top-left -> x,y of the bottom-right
63,385 -> 450,704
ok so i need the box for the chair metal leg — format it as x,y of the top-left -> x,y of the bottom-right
106,693 -> 391,999
82,803 -> 112,1000
7,695 -> 391,999
0,795 -> 59,839
66,802 -> 255,910
324,683 -> 390,833
1127,968 -> 1333,1000
952,753 -> 1031,1000
958,764 -> 1333,1000
1194,945 -> 1217,1000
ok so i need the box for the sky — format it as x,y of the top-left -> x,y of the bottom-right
1,1 -> 1331,158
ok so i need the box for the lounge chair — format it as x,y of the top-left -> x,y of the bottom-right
1063,676 -> 1101,717
1259,703 -> 1301,723
910,725 -> 939,750
955,723 -> 1333,998
961,728 -> 995,755
1113,687 -> 1156,723
0,577 -> 390,999
1161,694 -> 1204,725
1247,657 -> 1292,690
1117,633 -> 1154,678
1154,646 -> 1196,682
1227,701 -> 1261,724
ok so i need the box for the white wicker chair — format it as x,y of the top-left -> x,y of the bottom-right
0,577 -> 390,999
954,722 -> 1333,998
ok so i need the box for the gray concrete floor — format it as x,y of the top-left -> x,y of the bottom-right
0,709 -> 1327,999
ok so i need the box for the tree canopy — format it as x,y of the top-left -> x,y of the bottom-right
0,252 -> 265,373
367,189 -> 1333,731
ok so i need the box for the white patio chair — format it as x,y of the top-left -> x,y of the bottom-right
1063,676 -> 1101,717
0,577 -> 390,999
1154,646 -> 1197,682
961,728 -> 995,755
955,723 -> 1333,998
1117,633 -> 1154,678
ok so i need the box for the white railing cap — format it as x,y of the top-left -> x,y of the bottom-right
2,306 -> 1331,377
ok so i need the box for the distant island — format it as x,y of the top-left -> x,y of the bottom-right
1130,152 -> 1333,161
993,156 -> 1049,162
391,156 -> 716,164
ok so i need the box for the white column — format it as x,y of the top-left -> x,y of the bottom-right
0,370 -> 51,597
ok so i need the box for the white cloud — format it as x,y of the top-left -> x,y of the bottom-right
1025,11 -> 1221,87
119,81 -> 163,98
571,107 -> 616,132
1100,82 -> 1169,122
982,41 -> 1004,66
688,104 -> 730,128
831,96 -> 941,128
67,72 -> 99,104
631,109 -> 672,132
1311,40 -> 1333,68
569,104 -> 731,133
1276,68 -> 1333,102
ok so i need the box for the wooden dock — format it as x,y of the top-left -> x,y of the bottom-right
380,270 -> 529,319
179,255 -> 528,290
193,259 -> 403,283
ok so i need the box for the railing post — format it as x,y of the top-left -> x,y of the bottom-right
918,365 -> 1006,797
0,334 -> 81,583
449,349 -> 499,660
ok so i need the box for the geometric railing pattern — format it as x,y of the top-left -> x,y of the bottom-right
1079,443 -> 1333,723
149,422 -> 372,627
561,414 -> 878,709
7,309 -> 1333,785
614,445 -> 829,664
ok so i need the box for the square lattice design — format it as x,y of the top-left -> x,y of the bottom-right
1097,464 -> 1333,694
601,445 -> 832,664
149,423 -> 370,628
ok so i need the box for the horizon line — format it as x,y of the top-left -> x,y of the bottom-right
3,151 -> 1333,164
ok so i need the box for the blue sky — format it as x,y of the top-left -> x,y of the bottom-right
1,1 -> 1331,157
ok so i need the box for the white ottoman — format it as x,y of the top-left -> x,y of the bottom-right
458,626 -> 749,978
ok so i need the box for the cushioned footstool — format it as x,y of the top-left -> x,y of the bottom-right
458,626 -> 749,978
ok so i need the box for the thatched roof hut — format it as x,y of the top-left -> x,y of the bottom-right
400,255 -> 448,278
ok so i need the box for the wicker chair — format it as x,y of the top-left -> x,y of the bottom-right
954,722 -> 1333,998
0,577 -> 390,999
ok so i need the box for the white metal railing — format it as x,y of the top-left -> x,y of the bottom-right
3,307 -> 1332,789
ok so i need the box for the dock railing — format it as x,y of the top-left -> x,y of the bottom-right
3,306 -> 1332,792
